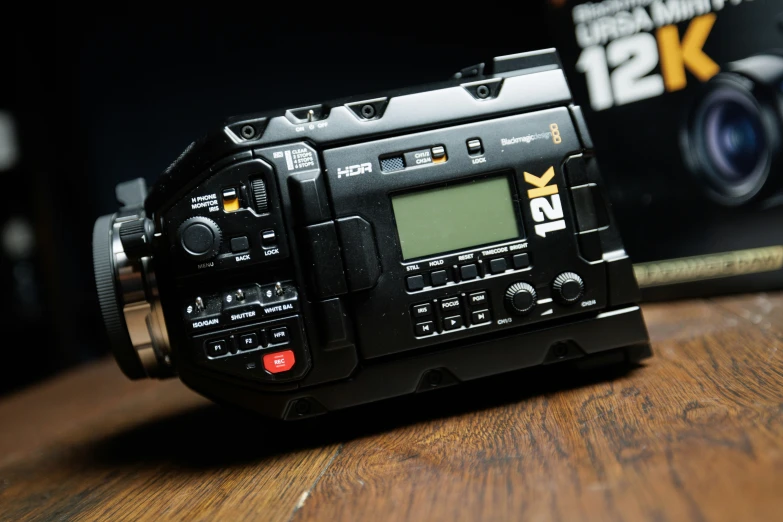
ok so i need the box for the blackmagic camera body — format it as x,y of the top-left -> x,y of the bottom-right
93,50 -> 650,420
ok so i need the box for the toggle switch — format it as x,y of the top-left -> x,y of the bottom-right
222,188 -> 240,212
431,145 -> 447,163
262,229 -> 277,247
467,138 -> 483,155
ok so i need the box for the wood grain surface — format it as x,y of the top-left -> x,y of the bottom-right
1,293 -> 782,521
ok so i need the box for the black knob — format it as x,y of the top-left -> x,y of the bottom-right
119,217 -> 154,259
505,282 -> 537,314
250,178 -> 268,213
178,217 -> 222,261
553,272 -> 584,304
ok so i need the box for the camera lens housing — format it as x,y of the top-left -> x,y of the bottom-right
683,53 -> 783,206
92,179 -> 173,379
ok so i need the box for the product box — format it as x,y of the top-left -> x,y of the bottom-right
546,0 -> 783,299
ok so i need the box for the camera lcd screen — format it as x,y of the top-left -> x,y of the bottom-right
391,176 -> 521,260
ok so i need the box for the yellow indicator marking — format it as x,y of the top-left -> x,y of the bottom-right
432,154 -> 447,164
524,167 -> 558,198
222,189 -> 240,212
657,13 -> 719,92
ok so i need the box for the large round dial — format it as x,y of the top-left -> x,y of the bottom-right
553,272 -> 584,304
177,216 -> 222,261
505,282 -> 537,315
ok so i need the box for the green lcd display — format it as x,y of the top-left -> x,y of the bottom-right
391,176 -> 521,260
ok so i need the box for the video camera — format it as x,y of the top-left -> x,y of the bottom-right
92,50 -> 650,419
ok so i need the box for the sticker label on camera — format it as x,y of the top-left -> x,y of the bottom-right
281,148 -> 315,171
525,166 -> 566,238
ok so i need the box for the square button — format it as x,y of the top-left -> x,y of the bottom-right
238,333 -> 259,350
406,275 -> 425,291
489,258 -> 507,274
431,270 -> 448,286
412,303 -> 432,318
468,291 -> 488,308
415,321 -> 435,336
460,264 -> 478,280
206,339 -> 229,357
230,236 -> 249,253
269,327 -> 289,344
440,297 -> 461,314
471,309 -> 491,325
263,350 -> 295,373
443,315 -> 463,331
513,253 -> 530,269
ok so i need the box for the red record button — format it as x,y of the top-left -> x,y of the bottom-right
263,350 -> 296,374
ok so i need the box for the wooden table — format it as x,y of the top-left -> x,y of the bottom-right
1,293 -> 782,521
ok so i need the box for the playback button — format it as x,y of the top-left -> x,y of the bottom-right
415,321 -> 435,336
471,309 -> 491,325
443,315 -> 463,331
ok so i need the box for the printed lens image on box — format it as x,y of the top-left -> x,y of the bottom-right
547,0 -> 783,299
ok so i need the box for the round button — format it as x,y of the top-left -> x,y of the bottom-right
178,217 -> 222,261
505,282 -> 537,314
553,272 -> 584,304
182,224 -> 213,254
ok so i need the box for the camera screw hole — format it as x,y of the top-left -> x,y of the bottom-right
240,125 -> 255,139
427,370 -> 443,387
361,104 -> 376,119
476,85 -> 491,99
553,342 -> 569,359
295,399 -> 311,415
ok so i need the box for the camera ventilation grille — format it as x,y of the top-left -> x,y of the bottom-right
380,156 -> 405,172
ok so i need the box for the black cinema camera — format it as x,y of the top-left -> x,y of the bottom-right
92,50 -> 650,420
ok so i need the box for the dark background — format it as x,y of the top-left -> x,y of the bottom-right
0,10 -> 554,395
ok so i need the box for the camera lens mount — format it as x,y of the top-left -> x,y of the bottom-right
93,213 -> 172,379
